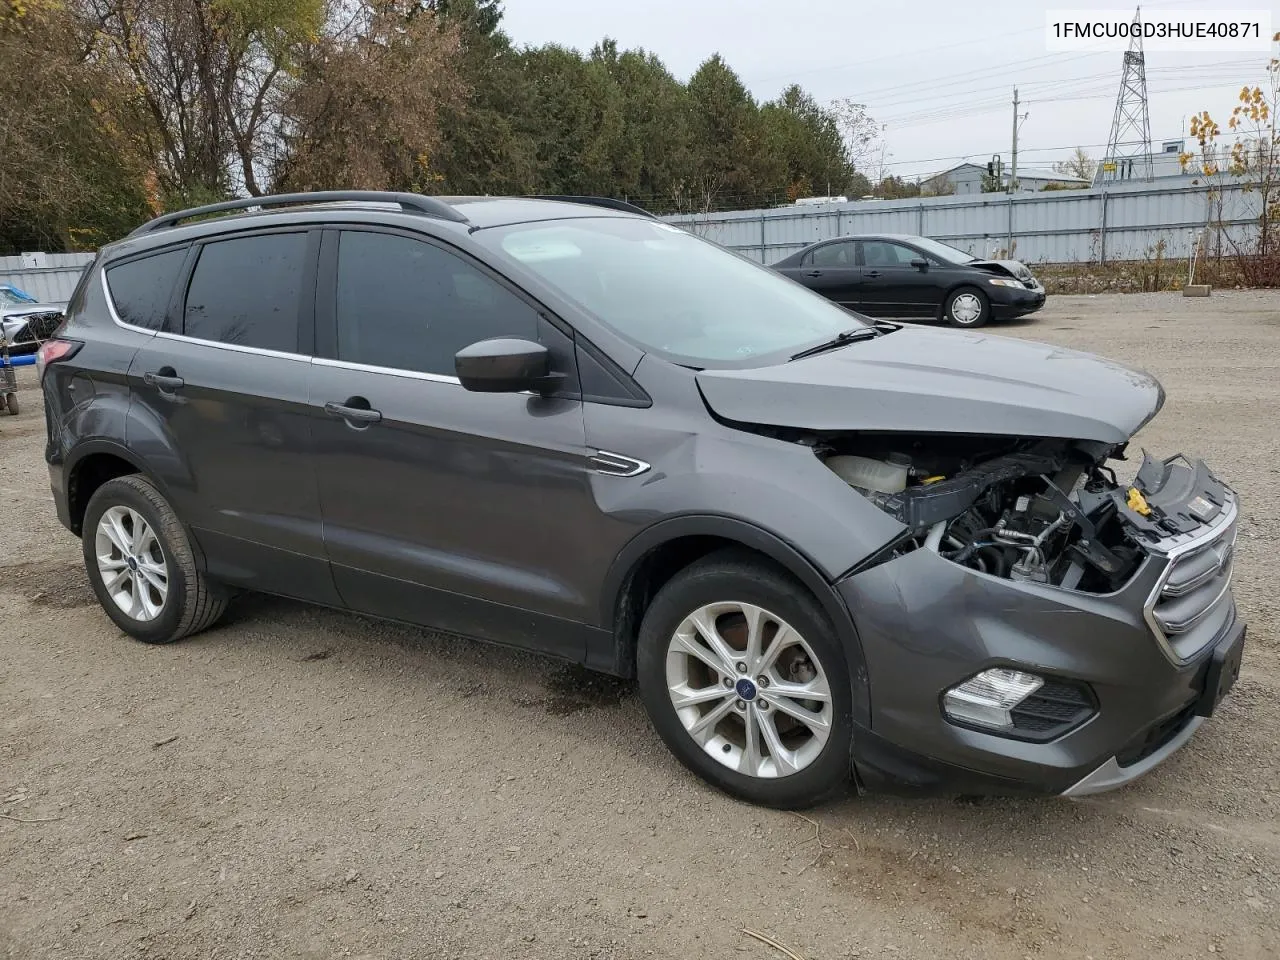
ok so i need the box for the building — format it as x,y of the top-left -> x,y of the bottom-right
1092,139 -> 1200,185
919,162 -> 1090,196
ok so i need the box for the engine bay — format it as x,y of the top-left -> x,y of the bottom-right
816,433 -> 1228,594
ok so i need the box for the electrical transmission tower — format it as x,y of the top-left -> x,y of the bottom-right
1100,7 -> 1153,183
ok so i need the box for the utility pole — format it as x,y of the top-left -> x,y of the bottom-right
1008,87 -> 1020,194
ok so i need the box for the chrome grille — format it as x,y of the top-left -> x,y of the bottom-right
1143,492 -> 1238,663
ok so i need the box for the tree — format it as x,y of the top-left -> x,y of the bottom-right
1054,147 -> 1096,182
80,0 -> 326,202
761,85 -> 854,200
829,98 -> 881,174
276,2 -> 463,192
0,0 -> 151,251
1181,34 -> 1280,274
682,55 -> 773,212
873,174 -> 919,199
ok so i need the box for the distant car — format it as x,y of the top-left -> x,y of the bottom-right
773,234 -> 1045,328
1,284 -> 66,352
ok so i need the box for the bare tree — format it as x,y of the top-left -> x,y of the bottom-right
1054,147 -> 1096,181
277,2 -> 463,192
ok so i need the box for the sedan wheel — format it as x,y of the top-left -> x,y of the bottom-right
666,601 -> 832,779
945,286 -> 990,327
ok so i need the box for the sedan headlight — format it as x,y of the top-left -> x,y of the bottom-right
987,278 -> 1024,288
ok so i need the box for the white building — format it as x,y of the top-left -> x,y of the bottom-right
920,162 -> 1090,195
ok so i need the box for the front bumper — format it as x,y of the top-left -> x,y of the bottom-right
989,282 -> 1046,319
839,512 -> 1243,797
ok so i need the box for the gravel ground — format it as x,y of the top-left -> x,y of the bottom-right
2,291 -> 1278,960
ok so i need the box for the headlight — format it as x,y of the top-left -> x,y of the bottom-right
987,278 -> 1023,288
942,668 -> 1043,729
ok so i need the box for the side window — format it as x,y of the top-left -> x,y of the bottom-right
334,230 -> 539,377
862,241 -> 919,267
810,242 -> 853,268
105,249 -> 187,331
184,233 -> 307,351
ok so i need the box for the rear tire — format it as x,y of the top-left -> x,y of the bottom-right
636,549 -> 854,809
944,286 -> 990,328
5,392 -> 17,415
82,475 -> 228,644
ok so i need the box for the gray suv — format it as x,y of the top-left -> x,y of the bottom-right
40,191 -> 1245,809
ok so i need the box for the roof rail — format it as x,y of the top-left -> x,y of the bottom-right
529,196 -> 657,219
127,191 -> 468,237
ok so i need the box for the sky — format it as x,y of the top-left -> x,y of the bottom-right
500,0 -> 1272,181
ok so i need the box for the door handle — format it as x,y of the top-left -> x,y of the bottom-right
803,270 -> 823,277
324,399 -> 382,425
864,270 -> 882,279
142,369 -> 185,391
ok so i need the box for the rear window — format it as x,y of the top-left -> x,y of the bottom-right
105,249 -> 187,331
183,233 -> 307,351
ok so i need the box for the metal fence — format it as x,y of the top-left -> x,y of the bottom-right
0,252 -> 95,304
662,177 -> 1263,266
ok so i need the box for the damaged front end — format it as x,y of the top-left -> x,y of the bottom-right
812,431 -> 1243,795
822,433 -> 1233,603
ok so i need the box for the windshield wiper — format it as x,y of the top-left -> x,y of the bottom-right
790,327 -> 879,361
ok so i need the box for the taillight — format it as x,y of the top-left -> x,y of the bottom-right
35,338 -> 82,380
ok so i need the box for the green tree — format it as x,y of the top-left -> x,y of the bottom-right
761,85 -> 854,200
0,0 -> 150,251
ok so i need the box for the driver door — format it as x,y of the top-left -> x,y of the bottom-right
307,227 -> 597,659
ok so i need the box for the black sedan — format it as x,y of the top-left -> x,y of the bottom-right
772,234 -> 1045,328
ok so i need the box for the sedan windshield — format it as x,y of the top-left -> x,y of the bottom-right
478,218 -> 869,367
909,236 -> 978,264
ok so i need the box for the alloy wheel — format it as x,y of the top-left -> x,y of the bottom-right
665,601 -> 832,779
95,505 -> 169,622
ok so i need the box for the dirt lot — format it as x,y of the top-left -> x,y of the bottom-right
2,291 -> 1278,960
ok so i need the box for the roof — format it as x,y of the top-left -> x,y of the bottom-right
106,192 -> 650,260
1015,168 -> 1090,183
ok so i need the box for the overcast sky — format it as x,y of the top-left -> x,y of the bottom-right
501,0 -> 1270,180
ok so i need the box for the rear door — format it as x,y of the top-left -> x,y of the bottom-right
126,228 -> 341,605
857,239 -> 947,318
307,227 -> 596,659
790,241 -> 861,307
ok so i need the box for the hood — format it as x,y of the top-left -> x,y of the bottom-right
970,258 -> 1032,280
696,327 -> 1163,444
0,302 -> 65,319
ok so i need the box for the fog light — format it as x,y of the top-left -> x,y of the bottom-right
943,668 -> 1044,731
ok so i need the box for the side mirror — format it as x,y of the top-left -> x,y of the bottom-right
910,257 -> 929,271
455,337 -> 561,394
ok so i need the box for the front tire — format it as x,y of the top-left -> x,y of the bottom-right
82,475 -> 228,644
944,286 -> 990,327
636,550 -> 854,809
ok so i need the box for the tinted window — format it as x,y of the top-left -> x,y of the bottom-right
335,231 -> 539,376
184,233 -> 307,351
106,250 -> 187,330
861,241 -> 920,267
810,242 -> 855,268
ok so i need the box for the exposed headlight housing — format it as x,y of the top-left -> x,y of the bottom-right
943,668 -> 1043,729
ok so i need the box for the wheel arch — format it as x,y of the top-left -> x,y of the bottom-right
600,515 -> 871,726
64,441 -> 179,539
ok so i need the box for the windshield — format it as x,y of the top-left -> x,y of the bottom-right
909,237 -> 978,264
477,218 -> 870,367
0,287 -> 37,306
